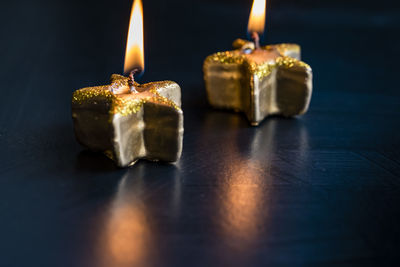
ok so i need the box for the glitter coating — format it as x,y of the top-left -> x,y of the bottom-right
72,75 -> 181,117
72,74 -> 183,167
203,40 -> 313,125
204,43 -> 310,79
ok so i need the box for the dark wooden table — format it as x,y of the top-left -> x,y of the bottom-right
1,0 -> 399,266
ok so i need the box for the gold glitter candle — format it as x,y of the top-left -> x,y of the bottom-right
203,0 -> 313,126
72,75 -> 183,167
72,0 -> 183,167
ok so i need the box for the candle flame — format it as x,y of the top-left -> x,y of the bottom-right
247,0 -> 266,35
124,0 -> 144,74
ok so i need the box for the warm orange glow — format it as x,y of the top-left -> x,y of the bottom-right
107,205 -> 149,266
247,0 -> 266,35
124,0 -> 144,74
96,176 -> 152,267
219,161 -> 263,247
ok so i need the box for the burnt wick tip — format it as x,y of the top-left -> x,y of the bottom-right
128,68 -> 143,92
128,68 -> 142,84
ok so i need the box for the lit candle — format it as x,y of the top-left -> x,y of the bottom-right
72,0 -> 183,167
203,0 -> 313,126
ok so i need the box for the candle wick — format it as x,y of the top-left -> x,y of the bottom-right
251,32 -> 260,49
128,68 -> 142,93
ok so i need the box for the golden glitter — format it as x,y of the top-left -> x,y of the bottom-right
204,51 -> 245,65
264,43 -> 300,56
72,76 -> 181,117
72,85 -> 114,104
204,43 -> 310,79
247,61 -> 274,78
275,56 -> 310,69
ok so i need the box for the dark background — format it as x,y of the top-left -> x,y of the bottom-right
1,0 -> 400,266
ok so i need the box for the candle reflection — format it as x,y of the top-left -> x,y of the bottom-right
90,163 -> 181,267
219,161 -> 264,248
217,135 -> 267,255
97,173 -> 151,267
200,112 -> 267,258
202,111 -> 309,263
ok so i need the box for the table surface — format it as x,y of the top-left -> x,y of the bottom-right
1,0 -> 399,266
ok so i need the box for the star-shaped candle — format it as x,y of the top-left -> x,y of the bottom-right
72,0 -> 183,167
203,0 -> 313,126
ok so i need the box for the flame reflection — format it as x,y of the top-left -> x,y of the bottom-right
219,161 -> 264,247
201,111 -> 309,263
200,112 -> 266,255
92,163 -> 182,267
97,173 -> 151,267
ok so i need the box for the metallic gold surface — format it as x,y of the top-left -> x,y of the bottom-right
203,39 -> 312,125
72,75 -> 183,167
